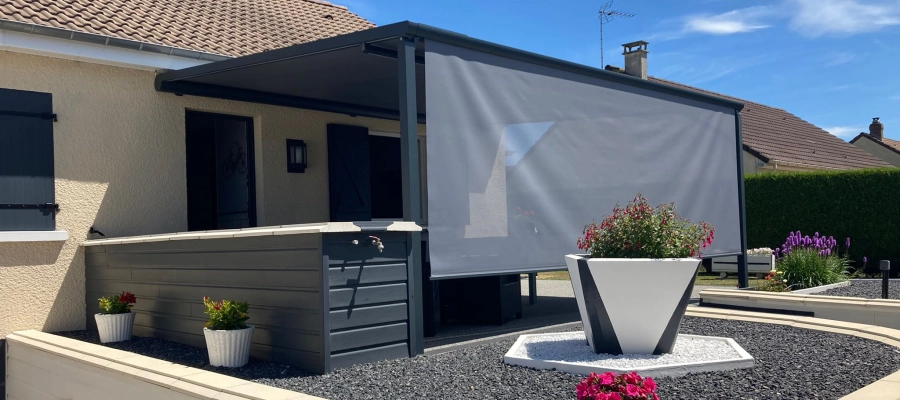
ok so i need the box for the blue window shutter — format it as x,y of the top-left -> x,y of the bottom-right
0,88 -> 55,231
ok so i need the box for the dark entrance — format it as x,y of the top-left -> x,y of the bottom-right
185,111 -> 256,231
327,124 -> 406,222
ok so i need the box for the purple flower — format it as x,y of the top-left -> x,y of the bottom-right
864,257 -> 868,265
815,232 -> 820,238
846,237 -> 851,249
825,248 -> 831,256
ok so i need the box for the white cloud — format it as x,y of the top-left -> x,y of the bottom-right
824,126 -> 862,139
789,0 -> 900,37
683,7 -> 773,35
824,52 -> 856,67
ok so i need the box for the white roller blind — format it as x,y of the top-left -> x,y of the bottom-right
425,40 -> 742,278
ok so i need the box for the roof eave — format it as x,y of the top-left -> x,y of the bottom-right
157,21 -> 745,111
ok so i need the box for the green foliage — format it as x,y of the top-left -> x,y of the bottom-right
577,194 -> 714,258
755,270 -> 791,292
98,291 -> 136,314
776,248 -> 849,289
203,297 -> 250,330
745,168 -> 900,276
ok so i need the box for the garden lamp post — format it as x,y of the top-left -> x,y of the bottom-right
881,260 -> 891,299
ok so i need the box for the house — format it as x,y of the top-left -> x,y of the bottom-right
0,0 -> 748,382
850,119 -> 900,167
605,42 -> 892,174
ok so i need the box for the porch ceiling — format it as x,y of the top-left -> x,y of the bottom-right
154,21 -> 743,123
155,22 -> 427,121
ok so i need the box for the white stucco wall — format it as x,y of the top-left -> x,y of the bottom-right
0,49 -> 424,336
852,138 -> 900,167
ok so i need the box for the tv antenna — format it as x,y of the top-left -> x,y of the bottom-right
599,1 -> 634,67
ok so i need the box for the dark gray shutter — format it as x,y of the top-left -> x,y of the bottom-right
0,88 -> 55,231
327,124 -> 372,222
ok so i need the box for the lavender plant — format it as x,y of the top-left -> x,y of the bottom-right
774,231 -> 850,289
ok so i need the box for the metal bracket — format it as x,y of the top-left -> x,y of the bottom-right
0,203 -> 60,211
0,110 -> 57,121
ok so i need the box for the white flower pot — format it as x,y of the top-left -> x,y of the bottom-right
565,255 -> 700,355
94,312 -> 135,343
203,325 -> 255,368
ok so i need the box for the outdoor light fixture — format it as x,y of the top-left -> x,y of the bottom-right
286,139 -> 307,173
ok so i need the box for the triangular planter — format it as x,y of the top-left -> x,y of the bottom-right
565,255 -> 699,355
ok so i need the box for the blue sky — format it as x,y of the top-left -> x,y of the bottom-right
339,0 -> 900,141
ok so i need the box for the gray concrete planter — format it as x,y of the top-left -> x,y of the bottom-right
565,255 -> 700,355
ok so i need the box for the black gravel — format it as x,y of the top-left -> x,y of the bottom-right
817,279 -> 900,299
57,316 -> 900,400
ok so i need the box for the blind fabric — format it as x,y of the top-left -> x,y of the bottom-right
424,41 -> 742,278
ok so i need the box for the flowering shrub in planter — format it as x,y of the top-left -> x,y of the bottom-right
577,194 -> 714,258
566,194 -> 713,355
774,231 -> 850,289
747,247 -> 774,255
757,269 -> 791,292
576,371 -> 659,400
95,291 -> 137,343
203,297 -> 254,367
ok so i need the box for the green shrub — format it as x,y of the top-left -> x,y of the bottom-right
98,291 -> 136,314
777,248 -> 849,289
203,297 -> 249,330
745,168 -> 900,276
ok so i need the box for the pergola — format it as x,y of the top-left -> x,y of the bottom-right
155,21 -> 751,352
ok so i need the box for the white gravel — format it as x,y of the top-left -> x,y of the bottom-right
513,332 -> 741,368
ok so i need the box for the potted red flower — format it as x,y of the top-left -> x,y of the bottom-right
95,291 -> 137,343
202,297 -> 254,368
566,194 -> 713,355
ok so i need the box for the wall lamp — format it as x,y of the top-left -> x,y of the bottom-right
286,139 -> 307,173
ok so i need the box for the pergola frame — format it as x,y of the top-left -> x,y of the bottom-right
155,22 -> 751,355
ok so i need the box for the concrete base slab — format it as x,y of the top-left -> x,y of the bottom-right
503,332 -> 754,378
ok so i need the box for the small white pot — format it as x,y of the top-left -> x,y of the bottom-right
94,312 -> 136,343
203,325 -> 255,368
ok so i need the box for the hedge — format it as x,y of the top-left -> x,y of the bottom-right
745,168 -> 900,275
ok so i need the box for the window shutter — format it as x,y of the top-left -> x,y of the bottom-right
0,88 -> 56,231
327,124 -> 372,222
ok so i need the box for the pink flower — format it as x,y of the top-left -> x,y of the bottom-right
599,372 -> 616,385
642,377 -> 658,392
606,393 -> 622,400
624,384 -> 641,397
624,371 -> 641,385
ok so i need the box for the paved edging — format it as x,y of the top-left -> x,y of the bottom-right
685,307 -> 900,399
699,288 -> 900,330
792,281 -> 851,294
5,330 -> 323,400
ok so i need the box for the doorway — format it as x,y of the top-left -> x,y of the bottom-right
185,111 -> 257,231
326,124 -> 425,222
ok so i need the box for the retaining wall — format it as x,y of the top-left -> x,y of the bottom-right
5,330 -> 321,400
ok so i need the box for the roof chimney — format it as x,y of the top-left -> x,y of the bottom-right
622,40 -> 648,80
869,117 -> 884,141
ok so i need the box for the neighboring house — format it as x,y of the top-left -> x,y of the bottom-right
850,118 -> 900,167
606,42 -> 892,174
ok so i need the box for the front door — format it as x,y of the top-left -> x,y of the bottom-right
185,111 -> 256,231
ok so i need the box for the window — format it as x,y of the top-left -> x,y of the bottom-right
0,88 -> 56,231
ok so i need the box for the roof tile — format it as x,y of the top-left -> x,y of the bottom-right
0,0 -> 375,57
